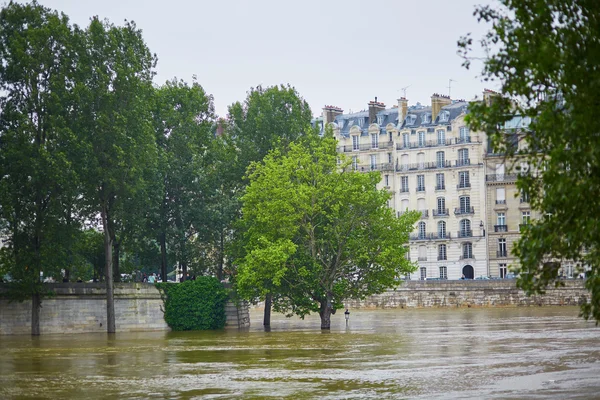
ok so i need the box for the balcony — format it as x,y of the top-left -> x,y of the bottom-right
454,206 -> 475,215
456,136 -> 471,144
457,183 -> 471,190
494,225 -> 508,232
520,197 -> 530,203
455,159 -> 471,167
459,254 -> 474,260
497,250 -> 508,258
457,230 -> 473,238
419,210 -> 429,218
438,255 -> 447,261
409,232 -> 452,241
432,208 -> 449,217
400,187 -> 409,193
495,199 -> 506,205
416,187 -> 426,193
396,160 -> 452,172
339,141 -> 394,153
355,163 -> 394,173
486,173 -> 518,182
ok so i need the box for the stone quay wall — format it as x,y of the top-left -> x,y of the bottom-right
0,283 -> 249,335
345,280 -> 589,309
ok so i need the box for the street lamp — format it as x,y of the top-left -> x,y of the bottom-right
344,309 -> 350,325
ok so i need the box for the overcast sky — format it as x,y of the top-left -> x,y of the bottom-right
19,0 -> 495,117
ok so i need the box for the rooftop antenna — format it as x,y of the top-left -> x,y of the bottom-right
448,79 -> 456,98
399,85 -> 411,98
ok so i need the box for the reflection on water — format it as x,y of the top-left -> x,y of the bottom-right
1,307 -> 599,399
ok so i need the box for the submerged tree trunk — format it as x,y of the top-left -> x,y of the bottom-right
319,293 -> 334,330
101,203 -> 116,333
160,231 -> 167,283
31,292 -> 41,336
263,293 -> 272,326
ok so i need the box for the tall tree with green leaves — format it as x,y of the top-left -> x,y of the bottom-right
71,17 -> 157,333
151,78 -> 215,282
236,132 -> 418,329
0,1 -> 78,335
460,0 -> 600,322
226,84 -> 313,324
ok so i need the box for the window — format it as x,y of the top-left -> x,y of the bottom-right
498,238 -> 507,257
401,176 -> 409,193
436,173 -> 445,190
377,115 -> 384,126
438,221 -> 446,238
371,133 -> 378,149
495,163 -> 505,181
420,267 -> 427,281
402,133 -> 409,147
417,198 -> 426,214
352,156 -> 358,170
417,175 -> 425,192
387,152 -> 393,163
460,219 -> 471,237
370,154 -> 377,170
499,263 -> 507,278
437,129 -> 446,145
462,242 -> 473,259
458,148 -> 469,165
438,244 -> 447,261
418,131 -> 426,147
418,245 -> 427,261
418,221 -> 426,239
439,111 -> 449,122
400,154 -> 409,170
459,196 -> 471,213
384,175 -> 389,187
357,117 -> 364,127
352,135 -> 359,151
437,197 -> 446,214
388,131 -> 393,142
458,171 -> 470,188
459,126 -> 470,142
417,152 -> 425,169
497,212 -> 506,225
496,187 -> 506,204
522,211 -> 531,224
421,114 -> 430,124
436,151 -> 445,168
520,190 -> 530,203
439,266 -> 448,280
563,264 -> 574,278
406,115 -> 416,125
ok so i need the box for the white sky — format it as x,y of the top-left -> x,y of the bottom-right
20,0 -> 495,117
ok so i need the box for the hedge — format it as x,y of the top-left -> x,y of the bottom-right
156,277 -> 228,331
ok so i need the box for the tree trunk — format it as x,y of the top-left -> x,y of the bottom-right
101,204 -> 116,333
263,293 -> 272,326
217,230 -> 224,281
319,293 -> 333,330
31,292 -> 41,336
113,241 -> 121,283
160,231 -> 167,283
181,261 -> 187,282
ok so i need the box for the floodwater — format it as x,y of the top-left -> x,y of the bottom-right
1,307 -> 599,399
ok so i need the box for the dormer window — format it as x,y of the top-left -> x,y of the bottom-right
405,114 -> 417,126
421,114 -> 430,124
377,115 -> 384,126
357,117 -> 364,128
439,111 -> 450,122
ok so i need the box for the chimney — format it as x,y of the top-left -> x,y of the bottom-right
322,105 -> 344,124
483,88 -> 498,106
431,93 -> 452,121
398,97 -> 408,123
368,97 -> 386,124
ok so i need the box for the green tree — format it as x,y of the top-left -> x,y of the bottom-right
236,132 -> 418,329
225,84 -> 313,324
151,78 -> 215,282
0,1 -> 77,335
460,0 -> 600,321
71,17 -> 157,333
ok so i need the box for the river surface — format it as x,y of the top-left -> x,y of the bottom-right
1,307 -> 599,399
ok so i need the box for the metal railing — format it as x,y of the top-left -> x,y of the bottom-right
354,163 -> 394,173
455,159 -> 471,167
457,230 -> 473,238
497,250 -> 508,258
495,200 -> 506,205
454,206 -> 475,215
409,232 -> 452,241
419,210 -> 429,218
494,225 -> 508,232
435,184 -> 445,190
432,208 -> 449,217
459,254 -> 474,260
486,173 -> 518,182
338,141 -> 394,152
396,160 -> 452,172
457,183 -> 471,189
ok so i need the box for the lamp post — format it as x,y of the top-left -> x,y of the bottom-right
344,309 -> 350,326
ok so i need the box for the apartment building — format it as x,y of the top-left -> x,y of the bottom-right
325,94 -> 489,280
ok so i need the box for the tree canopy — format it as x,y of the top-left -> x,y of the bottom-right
235,132 -> 419,329
460,0 -> 600,322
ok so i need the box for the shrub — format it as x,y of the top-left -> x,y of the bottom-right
157,277 -> 228,331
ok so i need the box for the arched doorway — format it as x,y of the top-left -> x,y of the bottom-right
462,265 -> 474,279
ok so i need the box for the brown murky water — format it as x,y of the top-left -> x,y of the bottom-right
1,307 -> 599,399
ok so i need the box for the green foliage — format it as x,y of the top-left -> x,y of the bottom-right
235,130 -> 419,326
460,0 -> 600,322
157,277 -> 228,331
